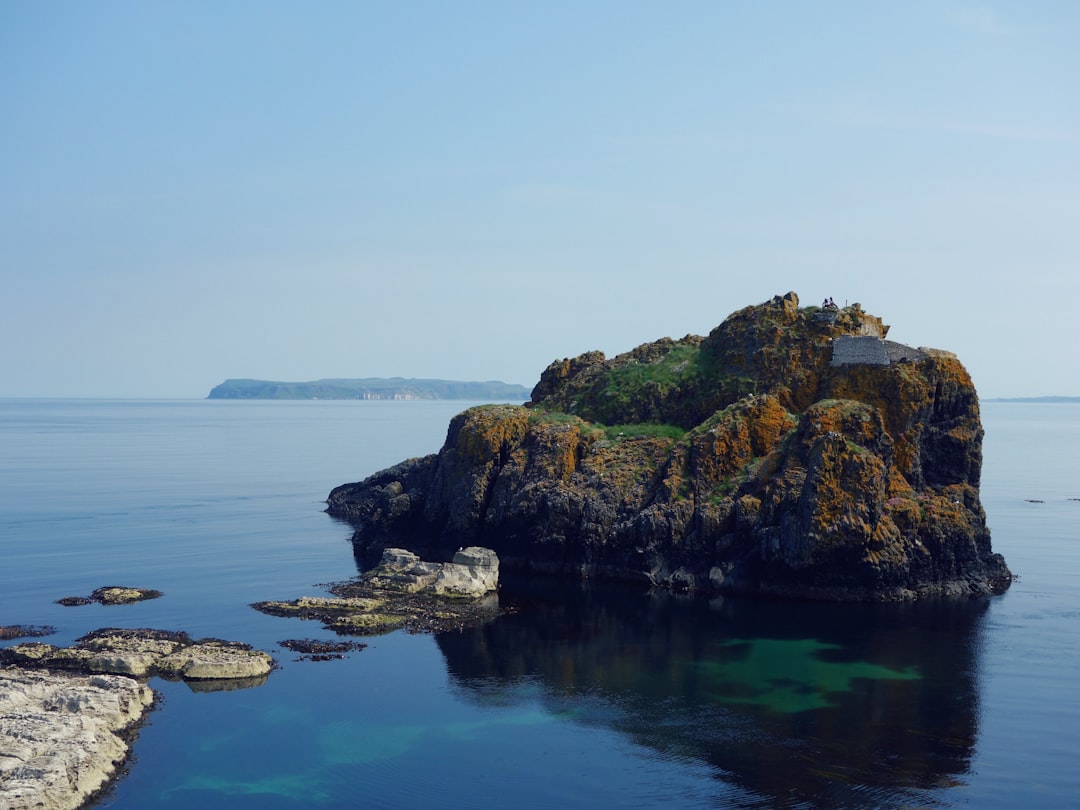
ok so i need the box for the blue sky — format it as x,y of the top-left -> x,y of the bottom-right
2,1 -> 1077,398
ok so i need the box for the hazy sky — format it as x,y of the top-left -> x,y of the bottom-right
2,1 -> 1077,398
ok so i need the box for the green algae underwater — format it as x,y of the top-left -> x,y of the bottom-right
698,637 -> 920,713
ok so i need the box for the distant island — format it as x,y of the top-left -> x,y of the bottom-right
207,378 -> 530,401
984,396 -> 1080,403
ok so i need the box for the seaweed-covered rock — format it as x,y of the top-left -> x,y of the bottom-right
0,625 -> 55,641
55,586 -> 162,606
327,293 -> 1011,601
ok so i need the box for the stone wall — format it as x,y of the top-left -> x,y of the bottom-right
831,336 -> 928,367
883,340 -> 928,364
831,336 -> 890,366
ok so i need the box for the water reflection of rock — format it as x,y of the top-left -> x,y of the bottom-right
434,576 -> 989,809
184,674 -> 270,693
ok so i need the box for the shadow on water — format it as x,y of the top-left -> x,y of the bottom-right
435,574 -> 991,809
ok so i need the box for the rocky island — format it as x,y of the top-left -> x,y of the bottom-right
327,293 -> 1012,601
208,377 -> 530,401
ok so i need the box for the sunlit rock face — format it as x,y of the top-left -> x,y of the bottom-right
328,293 -> 1011,601
0,670 -> 154,810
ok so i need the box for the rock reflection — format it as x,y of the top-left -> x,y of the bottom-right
435,576 -> 989,809
183,674 -> 270,693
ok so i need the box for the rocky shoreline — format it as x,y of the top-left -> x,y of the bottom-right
0,668 -> 154,810
3,555 -> 501,809
1,624 -> 274,810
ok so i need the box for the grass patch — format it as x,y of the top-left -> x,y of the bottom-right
528,408 -> 684,442
528,409 -> 586,426
600,343 -> 701,406
603,423 -> 686,441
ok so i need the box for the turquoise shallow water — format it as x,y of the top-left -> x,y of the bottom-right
1,399 -> 1077,808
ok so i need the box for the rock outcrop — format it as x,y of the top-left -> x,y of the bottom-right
56,586 -> 163,607
327,293 -> 1012,601
1,628 -> 274,683
0,669 -> 154,810
365,546 -> 499,597
253,547 -> 502,634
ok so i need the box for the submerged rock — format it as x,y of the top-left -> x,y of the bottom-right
327,293 -> 1012,601
278,638 -> 368,661
253,547 -> 502,635
0,625 -> 55,641
0,668 -> 154,810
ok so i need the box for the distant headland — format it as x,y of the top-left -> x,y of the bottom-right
984,396 -> 1080,403
207,378 -> 530,401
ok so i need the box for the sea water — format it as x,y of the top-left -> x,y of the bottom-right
1,399 -> 1077,809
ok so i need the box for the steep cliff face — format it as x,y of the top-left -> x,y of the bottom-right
328,293 -> 1012,600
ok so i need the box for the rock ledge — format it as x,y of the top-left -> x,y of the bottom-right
1,627 -> 274,682
0,668 -> 154,810
253,547 -> 502,635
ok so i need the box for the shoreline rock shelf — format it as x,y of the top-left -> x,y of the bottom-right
1,628 -> 274,682
0,669 -> 154,810
1,628 -> 275,809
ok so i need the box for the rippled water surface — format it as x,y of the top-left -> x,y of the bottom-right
1,399 -> 1077,808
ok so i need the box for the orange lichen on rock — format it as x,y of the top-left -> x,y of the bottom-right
522,421 -> 586,483
455,405 -> 530,466
686,395 -> 798,497
688,409 -> 753,490
746,395 -> 794,455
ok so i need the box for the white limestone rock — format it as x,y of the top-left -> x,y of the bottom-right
0,669 -> 154,810
159,643 -> 273,680
1,630 -> 273,683
368,548 -> 443,593
434,547 -> 500,597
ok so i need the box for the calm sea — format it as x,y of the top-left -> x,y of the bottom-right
1,399 -> 1077,809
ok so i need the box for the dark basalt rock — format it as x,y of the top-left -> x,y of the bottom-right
327,293 -> 1013,601
56,596 -> 93,606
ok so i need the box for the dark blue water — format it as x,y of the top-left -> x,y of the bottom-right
1,399 -> 1077,808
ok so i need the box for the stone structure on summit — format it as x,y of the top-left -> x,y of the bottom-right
327,293 -> 1012,601
830,336 -> 931,367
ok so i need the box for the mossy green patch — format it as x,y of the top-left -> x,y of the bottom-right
601,343 -> 702,404
696,638 -> 920,713
602,423 -> 686,441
